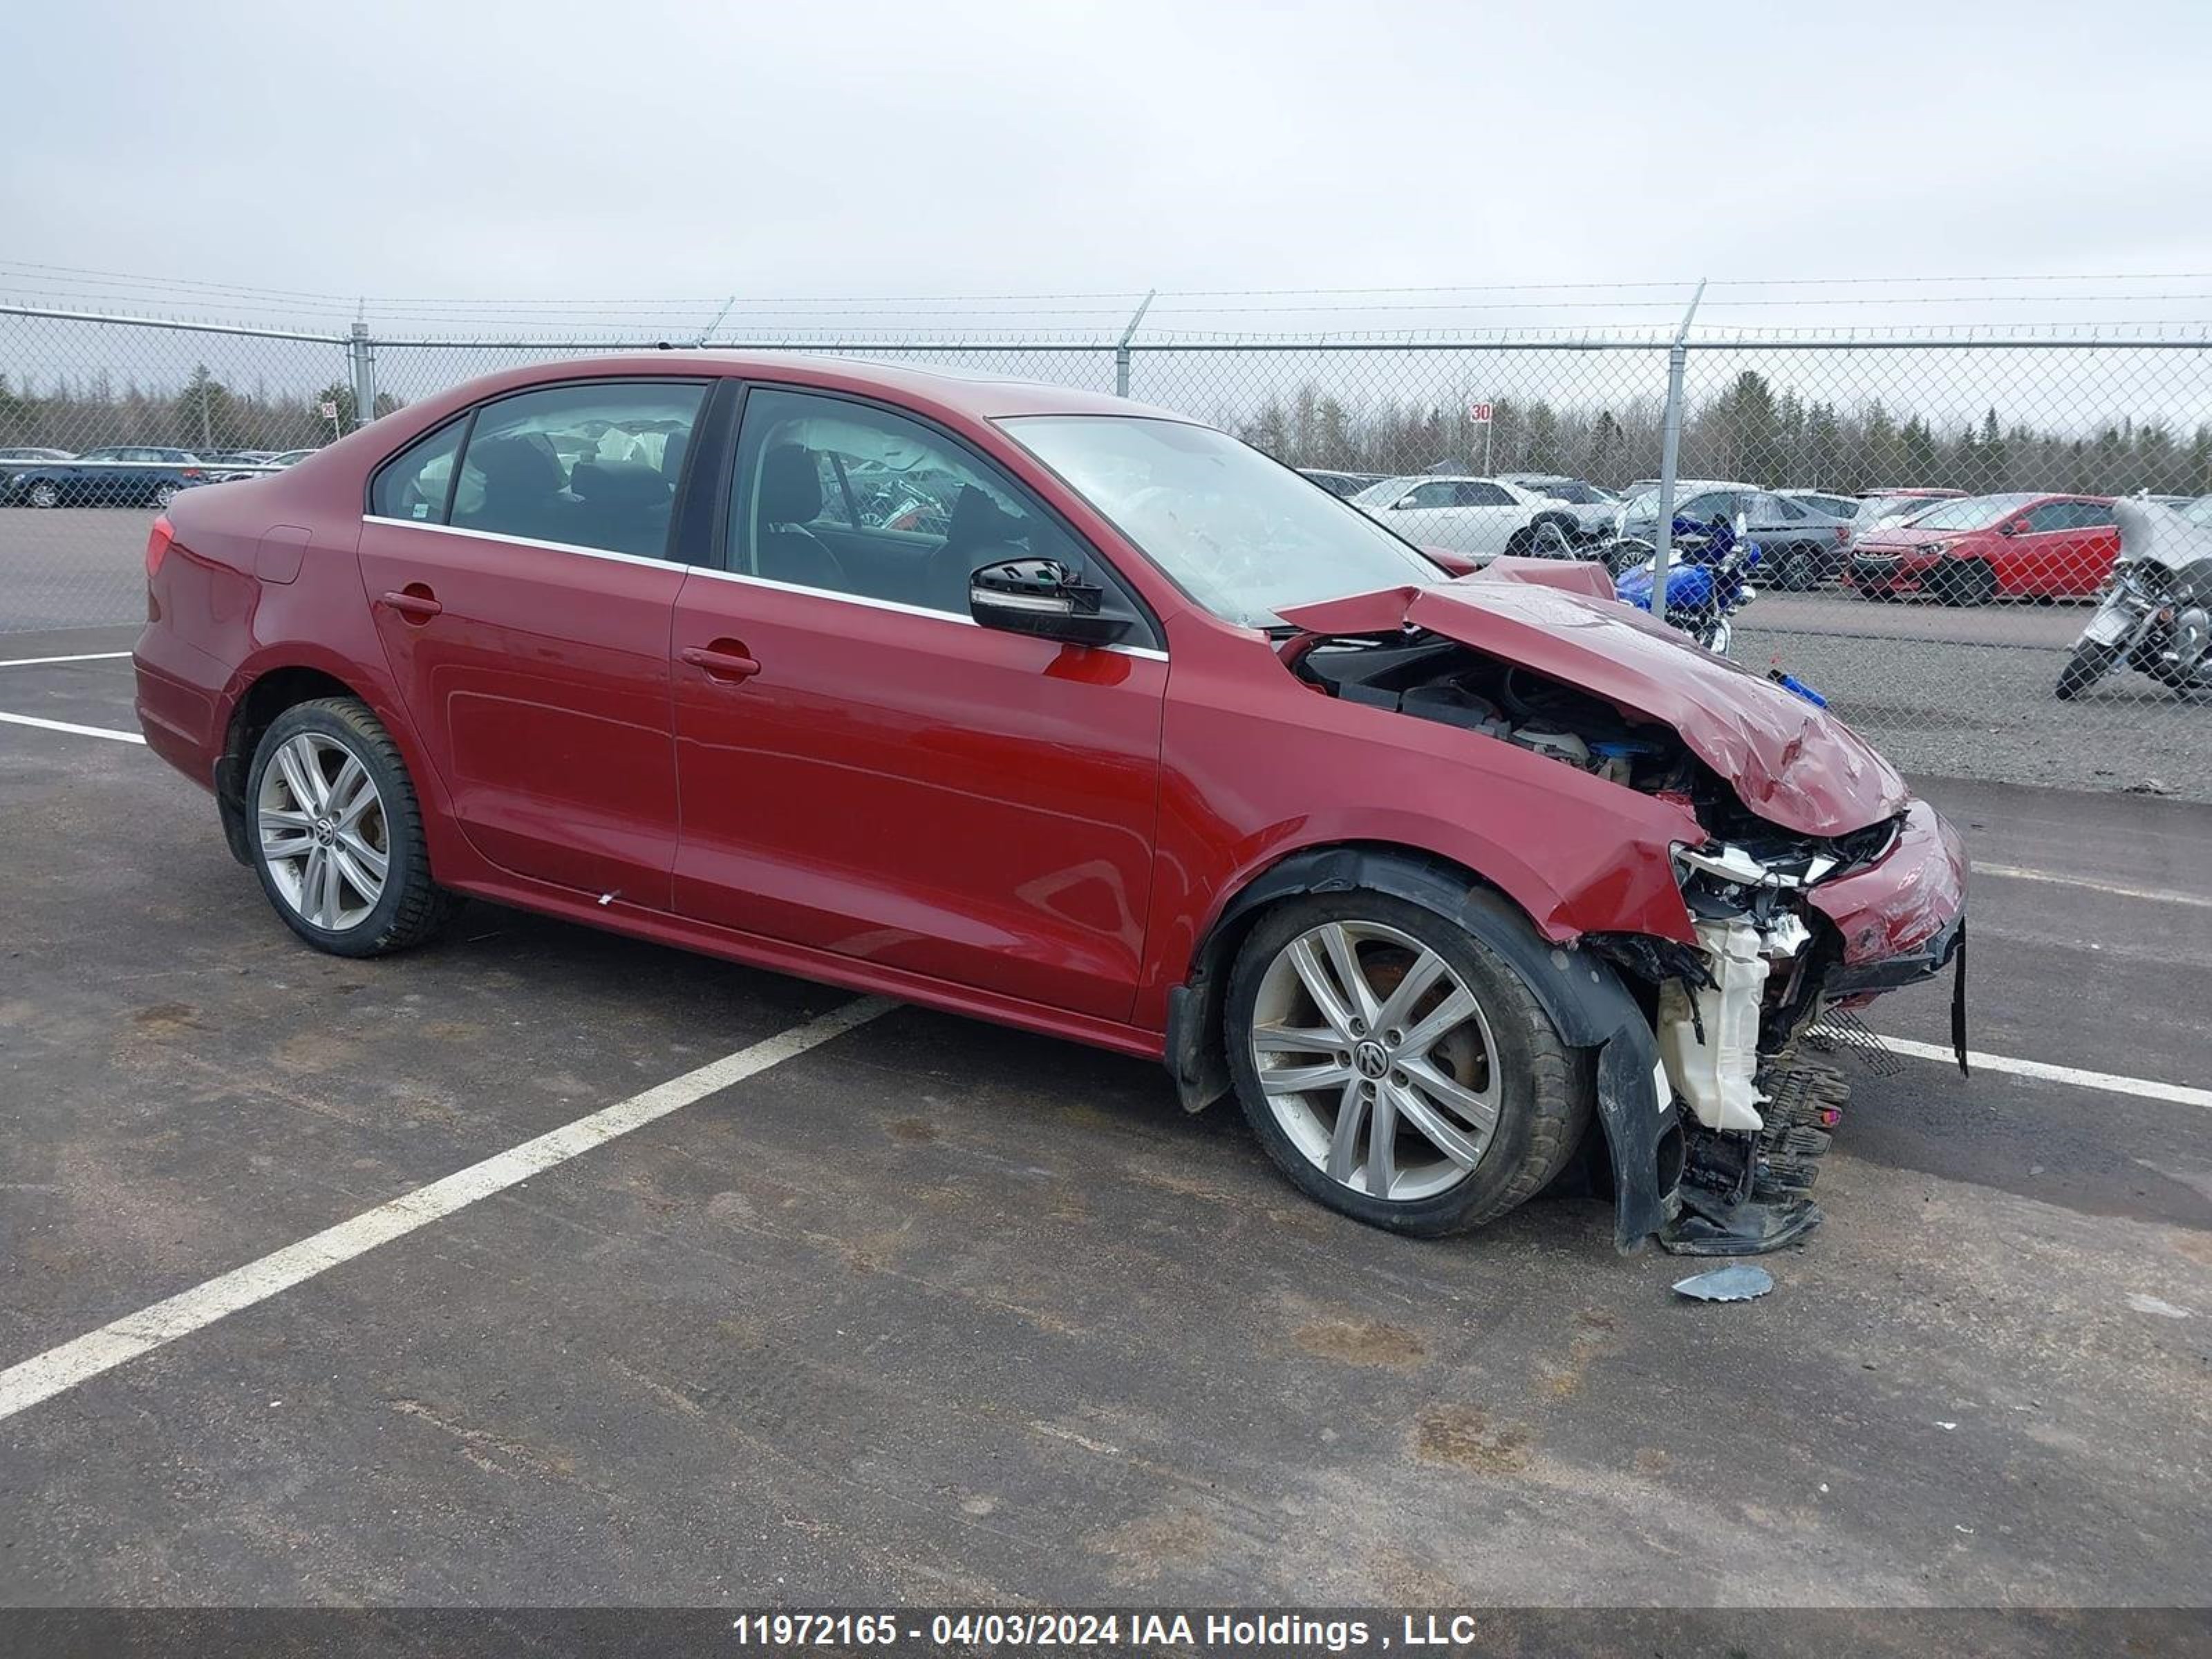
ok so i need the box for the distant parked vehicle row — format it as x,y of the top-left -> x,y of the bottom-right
1289,459 -> 2155,606
0,444 -> 323,507
1,447 -> 213,509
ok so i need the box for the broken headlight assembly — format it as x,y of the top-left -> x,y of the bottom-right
1646,836 -> 1859,1254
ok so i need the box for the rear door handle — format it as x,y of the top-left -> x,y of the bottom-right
377,589 -> 443,621
681,642 -> 762,684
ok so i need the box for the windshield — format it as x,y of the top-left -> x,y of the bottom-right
1904,494 -> 2036,532
1348,474 -> 1420,507
1532,479 -> 1604,504
1003,417 -> 1440,626
1857,493 -> 1939,523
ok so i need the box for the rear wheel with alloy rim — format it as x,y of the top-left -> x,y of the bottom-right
247,697 -> 460,955
1225,891 -> 1590,1237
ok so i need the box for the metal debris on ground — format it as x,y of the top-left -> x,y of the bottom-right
1672,1264 -> 1775,1302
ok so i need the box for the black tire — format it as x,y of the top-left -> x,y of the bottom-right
27,480 -> 60,509
245,696 -> 461,957
1933,559 -> 1997,607
1224,890 -> 1592,1239
2054,640 -> 2119,700
149,482 -> 180,509
1767,543 -> 1817,591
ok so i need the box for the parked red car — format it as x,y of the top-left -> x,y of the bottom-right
1845,491 -> 2119,603
134,355 -> 1967,1254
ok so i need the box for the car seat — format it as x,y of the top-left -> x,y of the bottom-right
754,444 -> 848,589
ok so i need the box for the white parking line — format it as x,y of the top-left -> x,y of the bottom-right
0,710 -> 144,744
0,650 -> 134,668
0,997 -> 892,1424
1877,1036 -> 2212,1110
1978,863 -> 2212,911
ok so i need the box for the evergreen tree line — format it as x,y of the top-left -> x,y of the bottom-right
1237,371 -> 2212,498
0,366 -> 395,455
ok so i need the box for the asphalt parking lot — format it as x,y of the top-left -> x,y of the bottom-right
0,627 -> 2206,1612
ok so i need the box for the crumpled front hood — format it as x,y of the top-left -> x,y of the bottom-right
1277,581 -> 1908,837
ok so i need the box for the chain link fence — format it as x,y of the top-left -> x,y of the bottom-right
3,300 -> 2208,796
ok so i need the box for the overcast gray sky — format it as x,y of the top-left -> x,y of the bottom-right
6,0 -> 2211,336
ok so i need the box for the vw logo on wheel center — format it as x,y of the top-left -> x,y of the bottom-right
1353,1040 -> 1389,1080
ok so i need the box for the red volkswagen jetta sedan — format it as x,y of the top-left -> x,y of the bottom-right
134,355 -> 1967,1254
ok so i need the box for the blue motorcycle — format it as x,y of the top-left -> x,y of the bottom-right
1613,513 -> 1761,655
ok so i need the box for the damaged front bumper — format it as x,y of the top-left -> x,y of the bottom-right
1633,797 -> 1969,1255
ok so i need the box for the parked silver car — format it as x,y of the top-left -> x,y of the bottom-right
1613,481 -> 1853,590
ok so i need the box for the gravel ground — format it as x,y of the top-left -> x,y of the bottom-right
1740,617 -> 2212,803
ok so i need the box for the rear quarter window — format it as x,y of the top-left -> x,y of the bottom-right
371,418 -> 469,523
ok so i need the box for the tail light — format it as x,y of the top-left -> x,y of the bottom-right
145,515 -> 174,579
181,467 -> 203,481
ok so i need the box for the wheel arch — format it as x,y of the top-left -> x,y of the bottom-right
1163,839 -> 1681,1253
215,664 -> 381,865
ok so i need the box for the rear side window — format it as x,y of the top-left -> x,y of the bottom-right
1452,481 -> 1515,507
371,418 -> 467,523
449,381 -> 708,560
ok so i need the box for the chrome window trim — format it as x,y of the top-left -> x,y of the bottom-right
362,515 -> 682,572
688,564 -> 1168,660
359,515 -> 1169,662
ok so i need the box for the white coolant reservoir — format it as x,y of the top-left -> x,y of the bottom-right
1656,917 -> 1770,1132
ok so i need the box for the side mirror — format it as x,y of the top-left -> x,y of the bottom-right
969,556 -> 1132,646
1998,520 -> 2022,537
1390,496 -> 1416,510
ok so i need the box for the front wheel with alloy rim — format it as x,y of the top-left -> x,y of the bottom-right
1226,892 -> 1591,1237
247,697 -> 460,956
27,480 -> 60,509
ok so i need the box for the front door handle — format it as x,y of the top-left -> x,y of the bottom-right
377,588 -> 442,621
681,641 -> 762,684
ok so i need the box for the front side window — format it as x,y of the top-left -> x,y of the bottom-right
1398,481 -> 1459,509
446,380 -> 706,560
728,387 -> 1138,626
1004,415 -> 1441,628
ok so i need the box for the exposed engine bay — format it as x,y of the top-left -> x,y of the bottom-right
1288,621 -> 1961,1254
